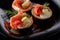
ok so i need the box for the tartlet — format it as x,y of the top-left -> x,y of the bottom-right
31,4 -> 52,20
12,0 -> 33,12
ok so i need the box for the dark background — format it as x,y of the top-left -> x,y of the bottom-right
0,0 -> 60,40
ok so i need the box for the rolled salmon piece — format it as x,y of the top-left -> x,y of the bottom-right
10,14 -> 23,30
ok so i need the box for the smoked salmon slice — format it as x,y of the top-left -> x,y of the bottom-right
10,14 -> 23,29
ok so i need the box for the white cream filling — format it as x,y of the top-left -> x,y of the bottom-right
22,0 -> 30,9
40,8 -> 52,19
22,17 -> 32,28
12,5 -> 20,11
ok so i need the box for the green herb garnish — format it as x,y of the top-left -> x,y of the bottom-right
43,2 -> 50,7
5,10 -> 17,18
22,14 -> 30,18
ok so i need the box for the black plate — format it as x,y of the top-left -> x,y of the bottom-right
0,0 -> 60,39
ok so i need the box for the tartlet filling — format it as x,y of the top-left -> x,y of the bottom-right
12,0 -> 32,11
32,4 -> 52,19
10,12 -> 33,29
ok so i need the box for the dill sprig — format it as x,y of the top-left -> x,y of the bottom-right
22,14 -> 30,18
43,2 -> 50,7
5,10 -> 17,18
